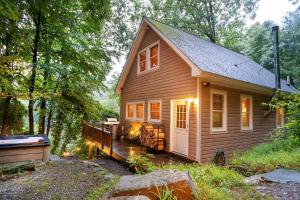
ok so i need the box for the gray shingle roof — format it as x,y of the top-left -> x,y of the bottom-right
148,18 -> 298,93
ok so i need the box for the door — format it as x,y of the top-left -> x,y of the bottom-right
173,100 -> 189,156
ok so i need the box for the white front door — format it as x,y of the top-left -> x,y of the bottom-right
173,100 -> 189,156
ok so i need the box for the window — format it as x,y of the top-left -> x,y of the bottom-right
127,104 -> 134,119
241,95 -> 253,131
150,45 -> 158,68
276,108 -> 284,128
139,50 -> 146,72
210,90 -> 227,132
148,100 -> 162,123
176,104 -> 187,129
137,41 -> 160,74
126,102 -> 144,121
136,103 -> 144,119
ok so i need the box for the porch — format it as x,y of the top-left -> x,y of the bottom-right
82,122 -> 192,165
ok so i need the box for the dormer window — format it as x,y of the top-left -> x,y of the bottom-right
138,41 -> 160,74
139,50 -> 146,72
150,45 -> 158,68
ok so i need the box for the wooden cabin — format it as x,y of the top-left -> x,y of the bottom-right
115,18 -> 298,163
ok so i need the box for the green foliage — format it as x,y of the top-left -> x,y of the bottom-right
160,164 -> 258,200
270,93 -> 300,137
127,154 -> 155,174
231,133 -> 300,174
242,7 -> 300,87
99,107 -> 119,121
0,99 -> 26,134
154,184 -> 178,200
69,138 -> 90,160
85,176 -> 119,200
242,21 -> 275,71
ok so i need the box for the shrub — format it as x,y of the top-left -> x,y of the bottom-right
154,185 -> 178,200
231,135 -> 300,174
126,154 -> 155,174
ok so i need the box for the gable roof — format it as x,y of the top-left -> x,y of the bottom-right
116,18 -> 298,94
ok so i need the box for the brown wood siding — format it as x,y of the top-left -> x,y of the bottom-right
120,28 -> 198,160
200,83 -> 276,163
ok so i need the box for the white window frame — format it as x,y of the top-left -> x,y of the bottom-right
137,40 -> 160,75
210,89 -> 227,133
148,99 -> 162,123
240,94 -> 253,131
276,107 -> 284,128
126,101 -> 145,121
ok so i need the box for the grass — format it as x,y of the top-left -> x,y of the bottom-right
85,176 -> 120,200
230,135 -> 300,175
159,163 -> 260,200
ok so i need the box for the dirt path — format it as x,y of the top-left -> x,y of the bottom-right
0,158 -> 124,200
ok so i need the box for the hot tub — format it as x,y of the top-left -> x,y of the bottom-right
0,134 -> 50,164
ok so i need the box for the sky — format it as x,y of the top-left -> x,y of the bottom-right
111,0 -> 300,75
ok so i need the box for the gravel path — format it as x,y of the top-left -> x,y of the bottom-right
256,182 -> 300,200
0,159 -> 121,200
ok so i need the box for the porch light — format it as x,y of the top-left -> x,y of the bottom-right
188,98 -> 198,106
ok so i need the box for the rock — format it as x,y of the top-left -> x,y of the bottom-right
262,169 -> 300,184
245,174 -> 263,185
110,195 -> 150,200
82,160 -> 100,167
0,161 -> 35,175
111,170 -> 197,200
50,154 -> 61,161
103,173 -> 114,180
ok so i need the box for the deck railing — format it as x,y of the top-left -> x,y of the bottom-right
82,122 -> 113,155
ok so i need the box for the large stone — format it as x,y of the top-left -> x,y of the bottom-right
110,195 -> 150,200
111,170 -> 197,200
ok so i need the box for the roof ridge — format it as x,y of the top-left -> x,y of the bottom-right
145,17 -> 250,59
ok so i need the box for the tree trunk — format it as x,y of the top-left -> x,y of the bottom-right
38,99 -> 46,134
51,111 -> 64,154
28,10 -> 42,134
46,110 -> 52,136
1,96 -> 12,136
38,55 -> 49,134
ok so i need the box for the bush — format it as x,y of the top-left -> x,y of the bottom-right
127,154 -> 155,174
99,107 -> 119,121
231,134 -> 300,174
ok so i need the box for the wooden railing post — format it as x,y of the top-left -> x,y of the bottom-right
101,124 -> 104,150
110,126 -> 113,156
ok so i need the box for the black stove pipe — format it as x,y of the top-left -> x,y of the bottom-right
272,26 -> 281,90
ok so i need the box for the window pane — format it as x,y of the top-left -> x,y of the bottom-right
150,56 -> 158,68
139,51 -> 146,72
213,111 -> 223,128
150,45 -> 158,68
127,104 -> 134,118
213,94 -> 223,110
241,98 -> 250,113
151,103 -> 160,112
150,102 -> 160,120
151,111 -> 160,119
242,113 -> 250,128
136,103 -> 144,119
176,104 -> 187,129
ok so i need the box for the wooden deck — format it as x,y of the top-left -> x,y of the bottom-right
82,122 -> 192,165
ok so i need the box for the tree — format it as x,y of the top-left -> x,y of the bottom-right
242,21 -> 275,71
281,6 -> 300,87
147,0 -> 259,47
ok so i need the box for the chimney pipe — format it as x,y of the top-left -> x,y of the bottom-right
272,26 -> 281,89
